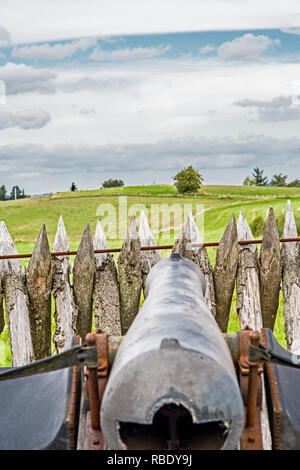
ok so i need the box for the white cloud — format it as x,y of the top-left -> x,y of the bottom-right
0,26 -> 11,48
0,133 -> 299,182
0,63 -> 56,94
199,45 -> 216,55
280,27 -> 300,35
2,1 -> 300,44
1,52 -> 300,191
217,33 -> 280,61
61,75 -> 131,92
0,109 -> 51,129
235,95 -> 300,121
89,44 -> 171,61
11,37 -> 97,60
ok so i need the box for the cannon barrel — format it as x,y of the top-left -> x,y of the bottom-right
100,253 -> 244,450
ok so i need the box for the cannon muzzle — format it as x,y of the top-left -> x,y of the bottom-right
100,253 -> 244,450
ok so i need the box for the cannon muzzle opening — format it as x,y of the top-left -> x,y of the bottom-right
119,403 -> 230,450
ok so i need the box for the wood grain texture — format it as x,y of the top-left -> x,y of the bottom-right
214,215 -> 239,332
236,212 -> 272,449
237,210 -> 263,330
118,216 -> 142,335
52,216 -> 78,352
0,221 -> 34,366
173,212 -> 216,316
73,223 -> 95,339
0,275 -> 3,335
259,208 -> 281,330
139,211 -> 161,291
281,200 -> 300,351
26,225 -> 52,359
94,220 -> 121,335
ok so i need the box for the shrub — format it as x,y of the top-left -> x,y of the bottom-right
250,215 -> 266,237
173,166 -> 203,194
102,179 -> 124,188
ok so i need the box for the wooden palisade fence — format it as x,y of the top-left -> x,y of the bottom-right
0,201 -> 299,448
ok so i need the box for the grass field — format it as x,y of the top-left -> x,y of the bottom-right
0,184 -> 299,365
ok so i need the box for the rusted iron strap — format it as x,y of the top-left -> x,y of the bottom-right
0,237 -> 299,260
237,329 -> 264,450
83,412 -> 107,450
67,335 -> 81,450
261,329 -> 281,451
84,331 -> 109,449
0,343 -> 98,381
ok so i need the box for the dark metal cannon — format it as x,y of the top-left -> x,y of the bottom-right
1,253 -> 300,450
100,253 -> 244,450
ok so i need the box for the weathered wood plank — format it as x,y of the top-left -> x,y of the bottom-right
52,216 -> 78,352
26,225 -> 52,359
214,215 -> 239,332
118,216 -> 142,335
0,276 -> 3,335
93,220 -> 121,335
290,283 -> 300,354
138,211 -> 161,290
73,223 -> 95,339
236,212 -> 272,449
173,212 -> 216,316
281,200 -> 300,351
259,208 -> 281,330
0,221 -> 34,366
236,210 -> 263,330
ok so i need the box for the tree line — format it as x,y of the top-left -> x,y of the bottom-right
68,166 -> 298,196
243,167 -> 300,187
0,185 -> 28,201
70,179 -> 125,191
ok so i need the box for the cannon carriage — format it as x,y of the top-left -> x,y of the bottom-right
1,253 -> 300,451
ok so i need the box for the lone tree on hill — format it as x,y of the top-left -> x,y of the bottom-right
173,166 -> 203,193
243,177 -> 256,186
0,185 -> 7,201
270,173 -> 288,187
287,179 -> 300,187
70,182 -> 77,191
10,186 -> 26,200
251,167 -> 269,186
102,179 -> 124,188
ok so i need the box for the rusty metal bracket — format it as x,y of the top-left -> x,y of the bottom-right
237,329 -> 264,450
261,329 -> 281,450
84,331 -> 109,450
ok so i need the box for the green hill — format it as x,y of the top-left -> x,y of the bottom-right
0,184 -> 299,364
0,184 -> 299,252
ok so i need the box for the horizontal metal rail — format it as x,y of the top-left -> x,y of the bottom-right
0,237 -> 299,260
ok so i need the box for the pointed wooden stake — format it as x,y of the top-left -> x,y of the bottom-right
173,213 -> 216,316
94,220 -> 121,335
259,208 -> 281,330
73,223 -> 95,339
139,211 -> 161,290
0,221 -> 34,366
236,211 -> 272,449
281,200 -> 300,351
26,225 -> 52,359
52,216 -> 78,352
214,215 -> 239,332
0,277 -> 3,335
236,210 -> 263,330
118,216 -> 142,335
290,284 -> 300,354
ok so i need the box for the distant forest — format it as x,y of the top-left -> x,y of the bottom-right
0,185 -> 28,201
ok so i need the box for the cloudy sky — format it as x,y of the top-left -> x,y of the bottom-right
1,1 -> 300,194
